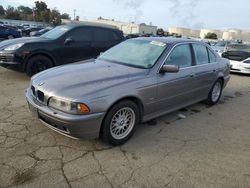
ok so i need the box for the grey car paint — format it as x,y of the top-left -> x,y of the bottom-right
26,37 -> 230,139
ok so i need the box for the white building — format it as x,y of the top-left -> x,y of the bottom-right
168,27 -> 191,37
91,19 -> 157,35
168,26 -> 250,42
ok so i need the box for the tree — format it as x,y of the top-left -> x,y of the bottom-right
1,2 -> 71,24
17,6 -> 33,21
17,6 -> 32,14
61,13 -> 70,20
0,5 -> 5,17
50,8 -> 62,26
34,1 -> 50,22
5,6 -> 21,20
157,28 -> 164,36
205,32 -> 218,40
35,1 -> 48,12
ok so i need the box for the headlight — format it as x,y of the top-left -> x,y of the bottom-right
48,97 -> 90,114
4,43 -> 24,51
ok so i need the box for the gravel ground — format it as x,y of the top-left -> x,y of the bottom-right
0,67 -> 250,188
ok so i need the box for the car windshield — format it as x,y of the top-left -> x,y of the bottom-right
41,25 -> 70,39
98,40 -> 167,69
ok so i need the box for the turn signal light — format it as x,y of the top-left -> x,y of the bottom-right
77,103 -> 90,113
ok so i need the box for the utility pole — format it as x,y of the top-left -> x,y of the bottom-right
73,9 -> 76,20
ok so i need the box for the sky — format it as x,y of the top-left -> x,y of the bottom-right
1,0 -> 250,30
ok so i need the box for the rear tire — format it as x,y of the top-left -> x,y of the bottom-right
26,55 -> 53,77
206,79 -> 223,105
101,100 -> 139,145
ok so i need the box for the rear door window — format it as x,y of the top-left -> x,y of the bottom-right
93,28 -> 113,42
69,28 -> 92,41
165,44 -> 192,68
193,44 -> 209,65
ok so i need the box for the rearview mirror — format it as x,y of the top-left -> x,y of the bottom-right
64,37 -> 74,45
160,65 -> 179,73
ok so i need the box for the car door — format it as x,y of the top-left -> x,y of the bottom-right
60,27 -> 93,64
192,43 -> 218,99
156,43 -> 197,113
91,28 -> 121,57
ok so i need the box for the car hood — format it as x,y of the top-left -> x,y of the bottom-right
32,59 -> 148,100
0,37 -> 49,49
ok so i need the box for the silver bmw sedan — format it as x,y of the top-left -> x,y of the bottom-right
26,37 -> 230,145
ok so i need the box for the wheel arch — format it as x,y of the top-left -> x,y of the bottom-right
99,96 -> 145,136
216,75 -> 225,87
23,51 -> 56,72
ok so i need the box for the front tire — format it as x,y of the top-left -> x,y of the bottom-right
206,79 -> 223,105
26,55 -> 53,77
101,100 -> 139,145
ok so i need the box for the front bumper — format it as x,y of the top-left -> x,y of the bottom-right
230,60 -> 250,74
0,51 -> 24,71
25,89 -> 105,139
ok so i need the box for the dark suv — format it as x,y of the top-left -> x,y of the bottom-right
0,24 -> 124,76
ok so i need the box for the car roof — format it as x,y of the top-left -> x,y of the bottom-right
65,23 -> 119,30
133,37 -> 199,45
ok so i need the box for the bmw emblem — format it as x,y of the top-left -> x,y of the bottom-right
38,82 -> 45,86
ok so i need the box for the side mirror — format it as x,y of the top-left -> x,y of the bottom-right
160,65 -> 179,73
64,37 -> 74,45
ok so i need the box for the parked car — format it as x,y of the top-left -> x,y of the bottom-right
16,25 -> 26,34
0,25 -> 21,39
211,40 -> 230,55
125,33 -> 140,39
0,24 -> 125,76
30,27 -> 53,37
3,24 -> 23,35
222,44 -> 250,74
26,38 -> 230,145
22,27 -> 44,36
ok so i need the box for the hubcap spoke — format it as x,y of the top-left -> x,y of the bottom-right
110,107 -> 136,140
212,82 -> 221,102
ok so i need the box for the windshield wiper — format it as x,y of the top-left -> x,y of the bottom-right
98,58 -> 147,69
